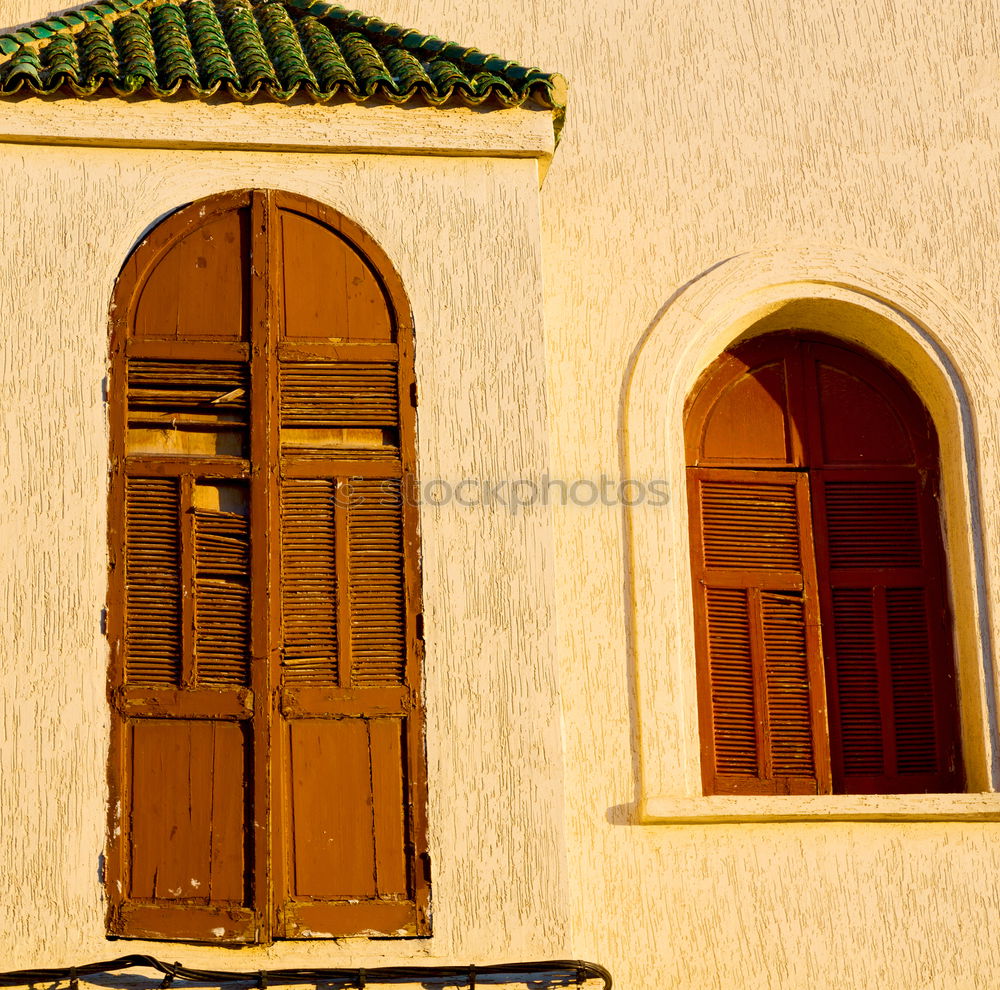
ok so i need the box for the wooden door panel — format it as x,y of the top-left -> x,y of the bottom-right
134,207 -> 250,341
284,716 -> 413,901
128,718 -> 249,904
280,714 -> 416,937
279,208 -> 393,342
370,717 -> 409,897
700,360 -> 793,465
287,717 -> 377,899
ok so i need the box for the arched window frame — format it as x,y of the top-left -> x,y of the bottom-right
625,264 -> 1000,822
105,189 -> 429,942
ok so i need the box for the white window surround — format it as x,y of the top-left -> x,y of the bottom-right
624,245 -> 1000,823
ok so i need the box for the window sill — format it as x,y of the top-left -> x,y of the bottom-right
640,793 -> 1000,823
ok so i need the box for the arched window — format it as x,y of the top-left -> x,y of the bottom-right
685,332 -> 962,796
106,190 -> 428,943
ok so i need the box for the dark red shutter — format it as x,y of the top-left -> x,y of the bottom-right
686,333 -> 962,796
804,342 -> 962,793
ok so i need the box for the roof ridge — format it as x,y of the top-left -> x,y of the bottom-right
0,0 -> 568,127
0,0 -> 142,54
288,0 -> 557,87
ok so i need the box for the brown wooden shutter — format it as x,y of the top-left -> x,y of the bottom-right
108,193 -> 257,941
123,478 -> 181,686
278,475 -> 417,936
688,470 -> 830,794
349,477 -> 407,686
112,360 -> 256,939
108,190 -> 428,943
273,194 -> 426,938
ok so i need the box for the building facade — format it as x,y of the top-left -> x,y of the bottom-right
2,0 -> 1000,987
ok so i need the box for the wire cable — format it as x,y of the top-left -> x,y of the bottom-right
0,955 -> 612,990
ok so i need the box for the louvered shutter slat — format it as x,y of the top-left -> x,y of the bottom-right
886,588 -> 937,774
348,478 -> 406,687
194,508 -> 251,687
705,587 -> 758,776
825,480 -> 922,569
280,480 -> 338,686
125,478 -> 182,686
280,363 -> 398,427
829,588 -> 884,777
701,482 -> 801,571
762,591 -> 815,777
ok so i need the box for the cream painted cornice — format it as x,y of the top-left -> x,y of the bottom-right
0,99 -> 556,179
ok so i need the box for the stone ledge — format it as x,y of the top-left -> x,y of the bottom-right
0,98 -> 555,162
640,793 -> 1000,823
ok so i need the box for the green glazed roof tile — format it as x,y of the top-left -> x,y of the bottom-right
0,0 -> 567,118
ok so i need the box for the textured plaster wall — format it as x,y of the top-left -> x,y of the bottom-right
346,1 -> 1000,988
0,146 -> 568,967
4,1 -> 1000,989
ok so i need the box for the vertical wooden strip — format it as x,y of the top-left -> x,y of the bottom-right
688,479 -> 721,794
180,474 -> 196,688
794,473 -> 832,792
396,306 -> 429,930
335,477 -> 353,688
747,588 -> 771,782
262,191 -> 287,936
248,188 -> 275,940
106,307 -> 130,929
371,717 -> 408,897
209,722 -> 248,903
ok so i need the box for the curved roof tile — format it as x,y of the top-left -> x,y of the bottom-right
0,0 -> 567,118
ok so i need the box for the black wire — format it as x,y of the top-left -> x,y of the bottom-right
0,955 -> 612,990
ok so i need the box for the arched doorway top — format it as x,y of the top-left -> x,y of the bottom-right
113,189 -> 412,349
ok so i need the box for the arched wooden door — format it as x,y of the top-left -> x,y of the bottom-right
685,332 -> 962,796
107,190 -> 428,943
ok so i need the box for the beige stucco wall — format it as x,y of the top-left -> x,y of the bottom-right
0,141 -> 569,968
361,1 -> 1000,988
4,0 -> 1000,988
